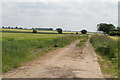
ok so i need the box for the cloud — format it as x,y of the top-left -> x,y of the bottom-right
2,2 -> 118,31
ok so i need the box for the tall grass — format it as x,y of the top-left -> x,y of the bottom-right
90,34 -> 118,59
2,34 -> 82,72
90,34 -> 118,77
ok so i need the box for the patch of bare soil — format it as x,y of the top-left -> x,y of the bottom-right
3,40 -> 104,78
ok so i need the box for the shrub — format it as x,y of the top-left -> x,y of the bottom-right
81,29 -> 87,34
76,32 -> 78,34
32,29 -> 37,33
97,44 -> 115,59
56,28 -> 62,34
109,31 -> 120,36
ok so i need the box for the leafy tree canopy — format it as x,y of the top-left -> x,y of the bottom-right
56,28 -> 63,34
81,29 -> 87,34
117,27 -> 120,30
97,23 -> 115,34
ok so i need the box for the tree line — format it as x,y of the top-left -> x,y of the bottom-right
33,28 -> 87,34
2,26 -> 88,34
2,26 -> 54,31
2,26 -> 23,29
2,23 -> 119,35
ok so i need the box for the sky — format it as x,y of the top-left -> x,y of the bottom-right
1,0 -> 119,32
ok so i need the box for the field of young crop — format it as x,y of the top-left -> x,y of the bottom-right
1,29 -> 57,33
2,32 -> 84,72
2,33 -> 64,41
90,34 -> 118,77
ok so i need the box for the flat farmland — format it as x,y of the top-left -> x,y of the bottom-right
2,32 -> 83,72
2,33 -> 64,41
2,30 -> 118,78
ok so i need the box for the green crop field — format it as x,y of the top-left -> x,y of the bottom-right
2,33 -> 64,41
1,29 -> 32,32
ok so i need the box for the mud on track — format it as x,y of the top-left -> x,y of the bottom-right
3,40 -> 103,78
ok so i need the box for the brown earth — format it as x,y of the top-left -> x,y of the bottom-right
3,40 -> 104,78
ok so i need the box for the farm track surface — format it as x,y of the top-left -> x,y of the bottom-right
3,40 -> 104,78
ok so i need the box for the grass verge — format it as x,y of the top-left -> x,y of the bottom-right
90,34 -> 118,78
76,35 -> 88,47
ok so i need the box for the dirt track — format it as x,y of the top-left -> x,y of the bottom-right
3,40 -> 104,78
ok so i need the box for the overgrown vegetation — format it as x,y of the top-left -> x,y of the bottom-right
2,33 -> 82,72
90,34 -> 118,77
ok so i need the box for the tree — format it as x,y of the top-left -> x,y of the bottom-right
19,27 -> 23,29
81,29 -> 87,34
8,26 -> 10,29
2,26 -> 4,28
97,23 -> 115,34
49,28 -> 53,31
15,26 -> 18,29
32,29 -> 37,33
76,32 -> 78,34
117,27 -> 120,30
56,28 -> 62,34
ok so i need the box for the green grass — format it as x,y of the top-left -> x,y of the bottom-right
90,34 -> 118,77
2,32 -> 82,72
76,35 -> 88,47
98,56 -> 118,77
